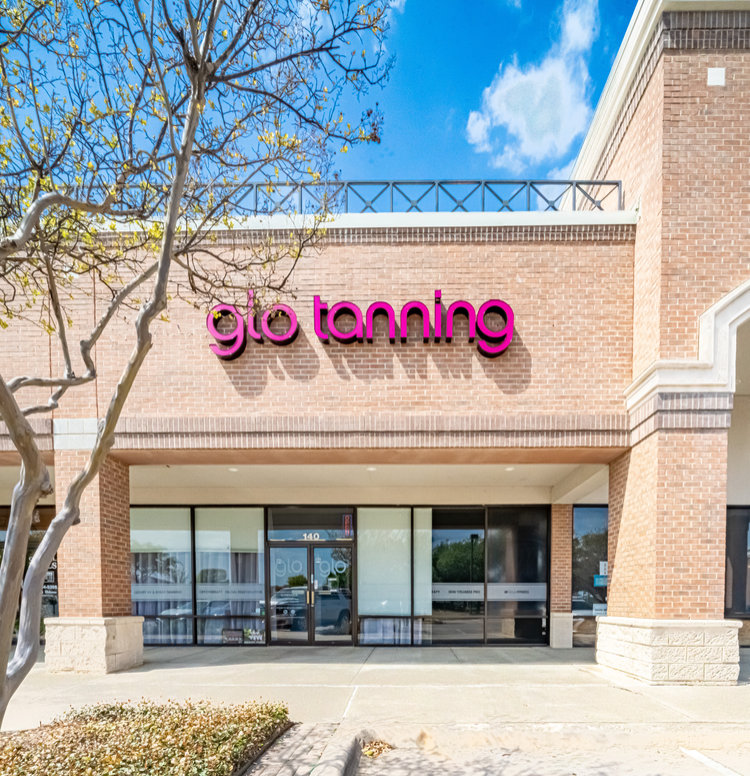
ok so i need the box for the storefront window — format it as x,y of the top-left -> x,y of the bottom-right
195,508 -> 265,645
127,503 -> 553,647
726,507 -> 750,616
415,508 -> 485,644
357,507 -> 411,645
486,506 -> 548,644
572,506 -> 608,616
413,506 -> 549,645
130,508 -> 193,645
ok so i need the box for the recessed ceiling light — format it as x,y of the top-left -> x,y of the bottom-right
228,467 -> 239,473
505,466 -> 515,472
366,466 -> 377,472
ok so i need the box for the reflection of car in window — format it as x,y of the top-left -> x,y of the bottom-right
572,591 -> 598,613
158,601 -> 193,617
271,586 -> 352,633
271,586 -> 307,631
316,588 -> 352,633
199,601 -> 231,617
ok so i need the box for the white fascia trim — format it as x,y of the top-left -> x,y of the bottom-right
574,0 -> 750,180
228,210 -> 638,231
625,273 -> 750,409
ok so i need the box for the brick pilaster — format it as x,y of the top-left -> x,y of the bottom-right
550,504 -> 573,614
55,451 -> 131,617
607,428 -> 728,620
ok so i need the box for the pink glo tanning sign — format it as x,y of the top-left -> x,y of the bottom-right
207,289 -> 513,360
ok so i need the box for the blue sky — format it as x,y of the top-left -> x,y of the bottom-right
336,0 -> 637,181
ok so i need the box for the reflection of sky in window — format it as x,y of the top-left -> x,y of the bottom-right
432,529 -> 485,548
573,507 -> 608,539
130,529 -> 191,553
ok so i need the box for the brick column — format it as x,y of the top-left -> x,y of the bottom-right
549,504 -> 573,648
598,393 -> 741,684
45,445 -> 142,673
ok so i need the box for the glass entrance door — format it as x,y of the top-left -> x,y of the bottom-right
269,544 -> 354,645
269,546 -> 309,643
312,546 -> 353,644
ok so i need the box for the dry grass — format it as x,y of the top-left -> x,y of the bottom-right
0,699 -> 290,776
362,739 -> 393,758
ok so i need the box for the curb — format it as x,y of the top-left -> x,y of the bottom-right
236,720 -> 295,776
309,728 -> 377,776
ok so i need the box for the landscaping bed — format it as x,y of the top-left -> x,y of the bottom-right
0,699 -> 291,776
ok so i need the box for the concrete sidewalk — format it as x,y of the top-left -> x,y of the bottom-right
5,647 -> 750,774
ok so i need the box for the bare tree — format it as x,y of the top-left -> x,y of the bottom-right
0,0 -> 389,724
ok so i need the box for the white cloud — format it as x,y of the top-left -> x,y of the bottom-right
546,156 -> 576,179
390,0 -> 406,12
466,0 -> 598,173
466,111 -> 492,153
561,0 -> 597,53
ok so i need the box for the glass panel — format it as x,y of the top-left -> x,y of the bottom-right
195,508 -> 265,638
431,508 -> 485,620
415,508 -> 485,642
197,617 -> 265,645
418,617 -> 484,644
487,507 -> 548,621
726,507 -> 750,615
313,546 -> 353,643
413,508 -> 433,616
130,508 -> 193,645
358,617 -> 411,645
270,547 -> 309,642
268,506 -> 354,541
357,507 -> 411,615
572,506 -> 608,617
487,617 -> 546,644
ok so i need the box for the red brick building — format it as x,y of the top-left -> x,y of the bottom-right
3,0 -> 750,684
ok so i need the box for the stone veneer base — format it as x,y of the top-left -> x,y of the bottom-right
44,616 -> 144,673
596,616 -> 741,684
550,613 -> 574,648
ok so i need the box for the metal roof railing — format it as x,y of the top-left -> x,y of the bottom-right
238,179 -> 623,215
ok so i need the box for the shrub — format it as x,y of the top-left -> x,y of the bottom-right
0,699 -> 290,775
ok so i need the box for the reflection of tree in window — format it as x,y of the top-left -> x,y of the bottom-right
572,507 -> 608,614
196,568 -> 228,584
572,533 -> 606,602
432,537 -> 485,583
329,547 -> 352,591
132,552 -> 189,584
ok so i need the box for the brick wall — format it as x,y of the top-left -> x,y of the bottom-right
661,48 -> 750,362
595,12 -> 750,370
591,11 -> 749,626
593,46 -> 664,378
85,227 -> 635,427
654,429 -> 727,619
607,428 -> 727,620
550,504 -> 572,614
56,452 -> 131,618
607,436 -> 658,618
